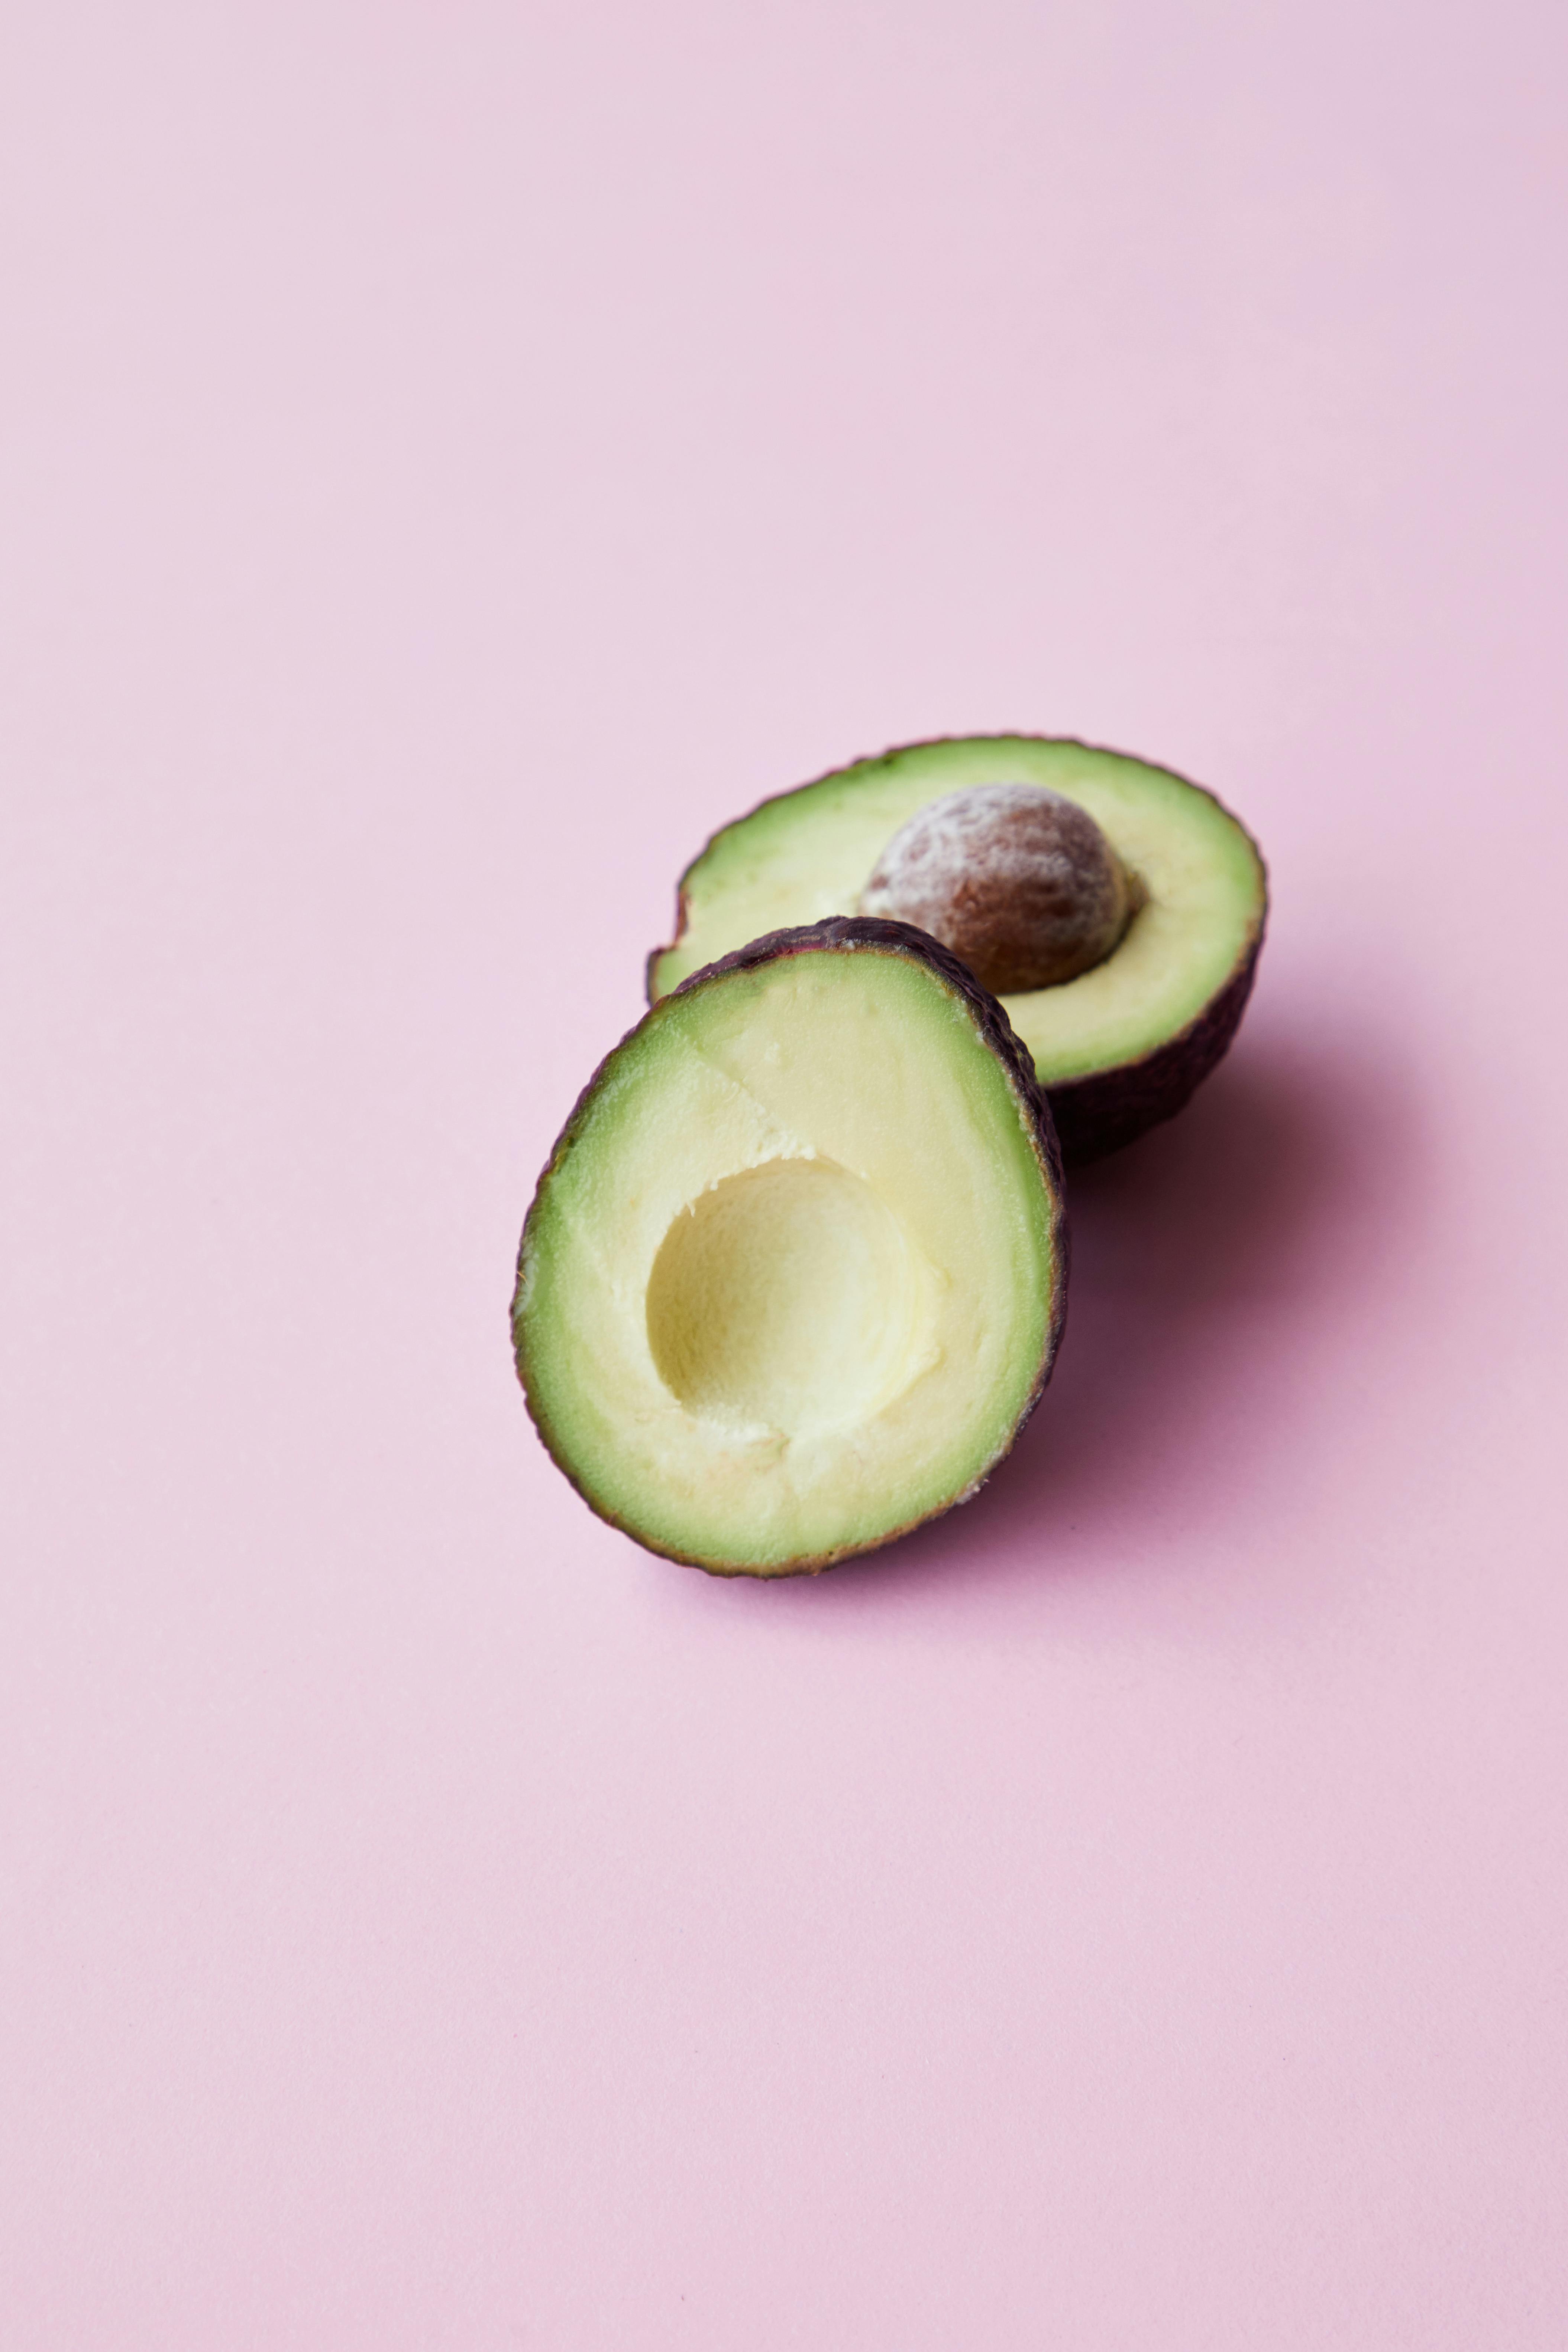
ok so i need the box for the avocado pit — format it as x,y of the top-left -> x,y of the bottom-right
859,784 -> 1132,994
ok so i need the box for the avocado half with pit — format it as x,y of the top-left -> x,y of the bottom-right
514,918 -> 1068,1576
648,736 -> 1268,1161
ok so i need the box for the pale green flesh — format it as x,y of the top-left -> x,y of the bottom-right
518,945 -> 1059,1572
650,739 -> 1266,1086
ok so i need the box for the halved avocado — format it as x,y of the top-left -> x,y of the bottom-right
515,918 -> 1068,1576
649,737 -> 1268,1161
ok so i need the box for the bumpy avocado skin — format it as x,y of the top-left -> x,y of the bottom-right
649,736 -> 1267,1164
515,918 -> 1070,1578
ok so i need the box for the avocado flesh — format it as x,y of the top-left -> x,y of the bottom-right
516,920 -> 1067,1576
649,738 -> 1266,1157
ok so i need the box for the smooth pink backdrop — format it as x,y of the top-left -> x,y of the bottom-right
3,3 -> 1567,2346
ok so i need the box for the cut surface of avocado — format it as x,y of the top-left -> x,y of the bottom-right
649,738 -> 1267,1160
515,919 -> 1067,1576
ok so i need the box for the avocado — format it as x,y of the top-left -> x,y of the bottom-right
515,918 -> 1068,1576
649,737 -> 1268,1162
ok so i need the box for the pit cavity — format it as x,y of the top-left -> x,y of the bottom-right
646,1158 -> 929,1437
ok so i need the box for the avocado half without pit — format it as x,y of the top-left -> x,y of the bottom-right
514,919 -> 1068,1575
648,737 -> 1268,1161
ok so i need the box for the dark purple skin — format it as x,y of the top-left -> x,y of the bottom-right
515,918 -> 1070,1578
1044,916 -> 1266,1164
649,735 -> 1268,1165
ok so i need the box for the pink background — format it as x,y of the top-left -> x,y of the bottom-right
3,3 -> 1567,2345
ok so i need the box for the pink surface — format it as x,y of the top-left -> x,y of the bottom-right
3,3 -> 1567,2345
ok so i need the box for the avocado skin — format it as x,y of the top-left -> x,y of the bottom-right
515,917 -> 1070,1578
649,736 -> 1268,1164
1045,915 -> 1265,1164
